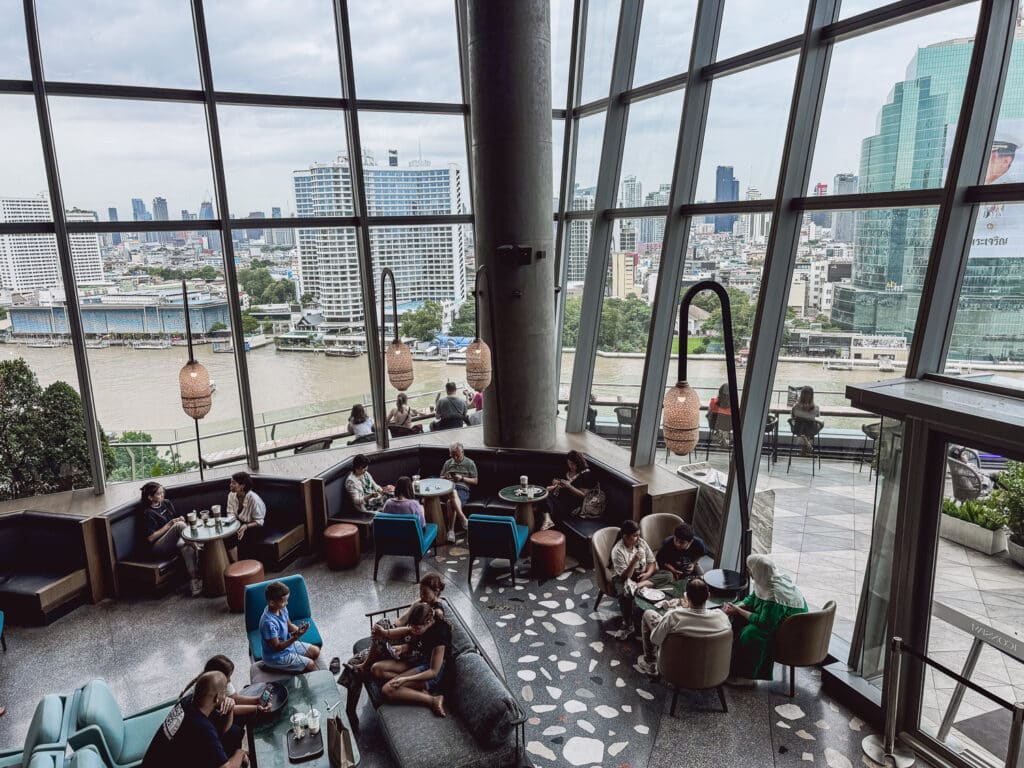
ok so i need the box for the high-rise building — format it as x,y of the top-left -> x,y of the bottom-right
714,166 -> 739,234
198,200 -> 221,253
638,183 -> 671,258
292,153 -> 466,331
810,183 -> 832,228
567,188 -> 594,283
268,206 -> 295,247
832,173 -> 859,242
108,207 -> 121,246
620,175 -> 642,208
609,251 -> 640,298
743,187 -> 771,245
152,197 -> 170,243
0,198 -> 103,290
247,212 -> 266,241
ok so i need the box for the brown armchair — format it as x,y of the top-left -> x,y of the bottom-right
658,628 -> 732,714
639,513 -> 683,549
590,526 -> 620,610
773,600 -> 837,697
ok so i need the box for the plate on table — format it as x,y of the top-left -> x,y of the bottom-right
638,587 -> 666,602
239,681 -> 289,715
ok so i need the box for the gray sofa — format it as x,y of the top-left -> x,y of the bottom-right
347,598 -> 526,768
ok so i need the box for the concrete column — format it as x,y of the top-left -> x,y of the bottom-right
467,1 -> 556,449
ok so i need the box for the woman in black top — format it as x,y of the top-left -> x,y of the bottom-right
140,481 -> 201,596
540,450 -> 596,531
373,602 -> 452,717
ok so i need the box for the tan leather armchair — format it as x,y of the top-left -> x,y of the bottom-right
774,600 -> 837,697
590,526 -> 620,610
658,627 -> 732,714
639,513 -> 683,549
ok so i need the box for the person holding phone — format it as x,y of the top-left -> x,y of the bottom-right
259,581 -> 320,673
439,442 -> 478,544
178,656 -> 271,754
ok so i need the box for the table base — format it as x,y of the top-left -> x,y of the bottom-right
202,539 -> 230,597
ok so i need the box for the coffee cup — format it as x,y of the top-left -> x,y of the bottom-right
211,504 -> 221,517
187,511 -> 197,524
520,475 -> 528,488
290,712 -> 308,739
308,709 -> 321,736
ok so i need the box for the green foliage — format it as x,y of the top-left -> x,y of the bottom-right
137,265 -> 220,281
992,461 -> 1024,539
238,267 -> 296,305
300,292 -> 316,307
941,496 -> 1009,532
108,429 -> 197,482
401,300 -> 444,342
209,322 -> 227,333
560,295 -> 652,353
450,300 -> 476,337
261,321 -> 274,335
698,288 -> 756,347
241,313 -> 260,335
0,359 -> 113,499
251,259 -> 274,268
0,306 -> 6,320
562,297 -> 582,347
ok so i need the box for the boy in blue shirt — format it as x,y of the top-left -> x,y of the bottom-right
260,581 -> 320,673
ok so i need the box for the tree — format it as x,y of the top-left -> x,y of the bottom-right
699,288 -> 756,347
0,306 -> 7,320
238,267 -> 296,305
561,297 -> 582,347
209,321 -> 227,333
262,321 -> 274,335
450,300 -> 476,337
241,313 -> 260,335
300,292 -> 316,307
109,429 -> 196,481
400,300 -> 444,341
39,381 -> 115,491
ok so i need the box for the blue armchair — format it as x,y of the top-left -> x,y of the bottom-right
68,747 -> 106,768
0,693 -> 76,768
244,574 -> 323,662
68,679 -> 174,768
467,514 -> 529,587
371,513 -> 438,582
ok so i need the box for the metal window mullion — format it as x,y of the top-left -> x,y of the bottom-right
21,0 -> 106,493
565,0 -> 644,432
554,0 -> 587,400
719,0 -> 840,569
191,0 -> 260,471
334,0 -> 388,451
905,0 -> 1017,377
454,0 -> 476,216
630,0 -> 723,466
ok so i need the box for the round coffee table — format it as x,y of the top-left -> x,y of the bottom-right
416,478 -> 454,542
181,517 -> 241,597
497,485 -> 549,532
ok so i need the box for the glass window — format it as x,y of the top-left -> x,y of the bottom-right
551,0 -> 574,107
945,204 -> 1024,372
809,3 -> 981,195
839,0 -> 890,18
348,1 -> 462,103
579,0 -> 620,104
36,0 -> 199,88
0,96 -> 52,222
570,111 -> 606,211
553,118 -> 564,215
0,0 -> 29,79
218,106 -> 351,221
716,0 -> 808,61
617,89 -> 684,207
205,0 -> 340,97
48,98 -> 216,224
633,0 -> 697,86
696,57 -> 798,204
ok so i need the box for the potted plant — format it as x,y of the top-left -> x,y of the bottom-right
993,461 -> 1024,567
939,496 -> 1008,555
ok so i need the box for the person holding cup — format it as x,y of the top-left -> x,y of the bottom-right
139,481 -> 202,597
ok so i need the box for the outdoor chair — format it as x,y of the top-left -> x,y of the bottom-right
347,433 -> 376,446
773,600 -> 836,697
590,526 -> 620,610
467,514 -> 529,587
68,680 -> 173,768
243,574 -> 323,661
786,417 -> 824,476
705,411 -> 734,460
371,512 -> 438,582
432,415 -> 466,432
0,693 -> 76,768
614,406 -> 636,446
387,424 -> 419,438
946,457 -> 993,502
658,628 -> 732,714
858,422 -> 881,479
293,438 -> 332,454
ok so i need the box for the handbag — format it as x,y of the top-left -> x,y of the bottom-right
572,483 -> 606,519
327,712 -> 355,768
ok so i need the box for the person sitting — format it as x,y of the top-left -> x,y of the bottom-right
790,385 -> 821,456
387,393 -> 424,431
382,476 -> 426,529
348,403 -> 375,438
608,520 -> 674,640
633,578 -> 730,676
141,671 -> 249,768
178,656 -> 270,755
433,382 -> 469,429
467,389 -> 483,426
371,601 -> 451,718
440,441 -> 477,544
539,450 -> 596,531
345,454 -> 393,515
259,581 -> 321,674
139,481 -> 202,596
224,472 -> 265,564
656,522 -> 707,580
723,554 -> 807,684
708,383 -> 732,447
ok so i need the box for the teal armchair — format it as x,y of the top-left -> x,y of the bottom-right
68,679 -> 174,768
0,693 -> 76,768
68,747 -> 106,768
244,574 -> 323,662
467,514 -> 529,587
371,513 -> 438,582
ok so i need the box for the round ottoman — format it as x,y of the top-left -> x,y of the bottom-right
224,559 -> 264,613
325,523 -> 360,570
530,530 -> 566,580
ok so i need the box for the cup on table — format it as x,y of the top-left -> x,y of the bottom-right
527,486 -> 536,499
211,504 -> 221,518
412,474 -> 421,494
290,711 -> 308,740
520,475 -> 528,488
187,511 -> 198,525
308,709 -> 321,736
200,510 -> 210,526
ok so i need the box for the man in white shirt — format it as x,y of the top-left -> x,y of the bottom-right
633,578 -> 730,676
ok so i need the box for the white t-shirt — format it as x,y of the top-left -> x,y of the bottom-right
610,537 -> 656,578
227,490 -> 266,526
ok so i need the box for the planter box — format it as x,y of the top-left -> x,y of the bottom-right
1009,537 -> 1024,567
939,514 -> 1008,555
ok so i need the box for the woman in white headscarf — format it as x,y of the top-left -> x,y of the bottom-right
723,554 -> 807,681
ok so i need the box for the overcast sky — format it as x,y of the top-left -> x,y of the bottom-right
0,0 -> 994,222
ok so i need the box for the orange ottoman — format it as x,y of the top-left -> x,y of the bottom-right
325,523 -> 360,570
224,559 -> 264,613
530,530 -> 566,580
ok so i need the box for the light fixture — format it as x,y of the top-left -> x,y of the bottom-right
465,265 -> 492,392
381,268 -> 414,392
178,279 -> 211,479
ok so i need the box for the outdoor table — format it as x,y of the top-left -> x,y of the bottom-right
497,484 -> 549,533
417,477 -> 454,542
180,516 -> 240,597
248,669 -> 360,768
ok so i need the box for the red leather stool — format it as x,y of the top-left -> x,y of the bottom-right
530,530 -> 566,580
224,559 -> 264,613
325,523 -> 360,570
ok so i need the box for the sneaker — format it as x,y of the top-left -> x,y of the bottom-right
190,578 -> 203,597
633,658 -> 658,676
446,530 -> 456,544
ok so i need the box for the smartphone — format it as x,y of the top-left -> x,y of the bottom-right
258,686 -> 272,707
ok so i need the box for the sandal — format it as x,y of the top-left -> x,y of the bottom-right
540,515 -> 556,531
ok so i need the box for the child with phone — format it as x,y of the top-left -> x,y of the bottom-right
260,581 -> 321,673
